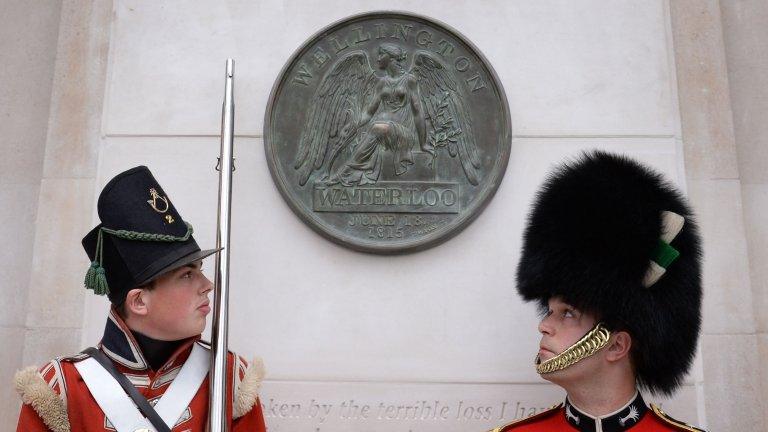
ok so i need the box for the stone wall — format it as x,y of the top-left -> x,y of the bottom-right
84,2 -> 702,430
669,3 -> 753,430
718,0 -> 768,428
0,1 -> 62,429
3,1 -> 765,430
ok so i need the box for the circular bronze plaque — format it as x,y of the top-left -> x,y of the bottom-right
265,11 -> 511,253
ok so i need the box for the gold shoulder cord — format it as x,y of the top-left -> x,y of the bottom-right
535,323 -> 612,374
651,404 -> 707,432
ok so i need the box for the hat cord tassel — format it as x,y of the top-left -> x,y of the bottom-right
84,229 -> 110,295
83,222 -> 194,296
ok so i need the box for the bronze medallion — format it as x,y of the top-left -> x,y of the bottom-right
265,11 -> 511,253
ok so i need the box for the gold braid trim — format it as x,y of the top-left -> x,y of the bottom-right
651,404 -> 707,431
536,323 -> 611,374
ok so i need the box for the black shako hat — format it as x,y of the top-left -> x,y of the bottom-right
82,166 -> 218,305
516,151 -> 702,396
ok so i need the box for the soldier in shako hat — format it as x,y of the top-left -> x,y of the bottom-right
15,166 -> 266,432
489,152 -> 706,431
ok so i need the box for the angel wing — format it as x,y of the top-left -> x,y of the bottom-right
294,51 -> 376,186
412,51 -> 481,185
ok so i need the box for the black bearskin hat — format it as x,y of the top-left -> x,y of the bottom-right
517,151 -> 702,395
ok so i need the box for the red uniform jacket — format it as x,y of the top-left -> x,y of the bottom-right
489,392 -> 705,432
15,309 -> 266,432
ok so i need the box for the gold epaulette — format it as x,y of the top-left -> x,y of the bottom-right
651,404 -> 706,432
487,403 -> 562,432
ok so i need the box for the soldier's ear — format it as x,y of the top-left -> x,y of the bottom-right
124,288 -> 149,317
605,331 -> 632,362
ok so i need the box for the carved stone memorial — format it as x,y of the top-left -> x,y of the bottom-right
265,12 -> 511,253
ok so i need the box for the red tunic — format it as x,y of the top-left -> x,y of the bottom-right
16,309 -> 266,432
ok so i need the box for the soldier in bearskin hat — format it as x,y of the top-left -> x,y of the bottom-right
14,166 -> 266,432
489,152 -> 706,431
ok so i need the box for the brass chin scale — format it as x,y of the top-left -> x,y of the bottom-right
535,323 -> 612,374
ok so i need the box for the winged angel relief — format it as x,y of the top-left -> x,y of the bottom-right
294,43 -> 481,187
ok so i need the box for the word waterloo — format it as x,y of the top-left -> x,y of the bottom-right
313,182 -> 461,213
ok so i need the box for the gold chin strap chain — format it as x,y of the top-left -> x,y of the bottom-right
535,323 -> 612,374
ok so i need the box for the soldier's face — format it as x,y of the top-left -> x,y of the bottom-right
141,260 -> 213,340
537,297 -> 599,373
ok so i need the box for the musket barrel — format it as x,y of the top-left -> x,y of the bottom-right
209,58 -> 235,432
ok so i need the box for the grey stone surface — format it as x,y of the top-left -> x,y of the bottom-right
23,0 -> 111,374
759,334 -> 768,429
719,0 -> 768,185
42,0 -> 111,179
742,184 -> 768,333
0,184 -> 40,327
717,2 -> 768,419
671,1 -> 766,428
670,0 -> 739,181
687,179 -> 755,334
21,327 -> 82,368
0,327 -> 25,432
0,2 -> 62,429
0,0 -> 61,185
701,334 -> 766,431
104,0 -> 675,136
25,178 -> 94,329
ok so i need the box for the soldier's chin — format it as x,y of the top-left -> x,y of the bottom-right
535,353 -> 565,376
535,356 -> 565,383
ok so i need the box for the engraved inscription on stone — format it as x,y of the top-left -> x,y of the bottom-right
265,12 -> 511,253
